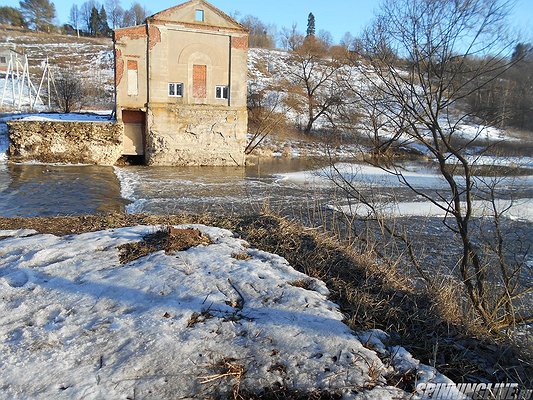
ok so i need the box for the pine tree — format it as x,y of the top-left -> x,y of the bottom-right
306,12 -> 315,37
89,5 -> 98,36
0,6 -> 27,27
98,5 -> 110,36
19,0 -> 56,32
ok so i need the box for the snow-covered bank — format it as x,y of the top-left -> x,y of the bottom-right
0,225 -> 455,399
328,198 -> 533,222
1,112 -> 113,123
276,162 -> 533,190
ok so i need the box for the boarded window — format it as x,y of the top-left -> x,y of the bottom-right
193,64 -> 207,98
127,60 -> 138,96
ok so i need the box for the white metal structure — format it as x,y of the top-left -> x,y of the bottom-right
0,48 -> 55,111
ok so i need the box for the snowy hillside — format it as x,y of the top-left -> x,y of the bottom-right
0,28 -> 527,154
0,29 -> 114,111
0,225 -> 457,398
0,30 -> 113,85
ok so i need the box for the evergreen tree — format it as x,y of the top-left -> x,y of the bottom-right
306,12 -> 315,37
89,5 -> 98,36
0,6 -> 27,27
512,43 -> 532,63
19,0 -> 56,32
98,5 -> 110,36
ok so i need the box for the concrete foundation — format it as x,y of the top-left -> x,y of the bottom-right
7,120 -> 123,165
145,104 -> 247,166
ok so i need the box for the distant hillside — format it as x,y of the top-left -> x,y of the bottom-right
0,27 -> 114,109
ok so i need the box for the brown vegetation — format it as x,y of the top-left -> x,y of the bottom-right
0,211 -> 531,386
118,226 -> 211,264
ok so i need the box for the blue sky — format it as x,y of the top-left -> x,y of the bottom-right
4,0 -> 533,43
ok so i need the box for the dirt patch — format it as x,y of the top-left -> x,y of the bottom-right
231,252 -> 252,261
288,279 -> 315,290
118,226 -> 211,264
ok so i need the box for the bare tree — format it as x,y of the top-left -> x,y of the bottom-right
336,0 -> 530,330
121,8 -> 134,27
105,0 -> 124,29
53,70 -> 85,113
317,29 -> 333,49
467,42 -> 533,131
246,83 -> 288,154
286,36 -> 345,134
240,15 -> 275,49
130,2 -> 148,25
339,32 -> 355,50
279,23 -> 304,51
80,0 -> 97,33
69,4 -> 80,36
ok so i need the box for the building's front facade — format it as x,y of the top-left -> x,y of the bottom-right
113,0 -> 248,165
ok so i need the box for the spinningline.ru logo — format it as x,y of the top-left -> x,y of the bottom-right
415,382 -> 533,399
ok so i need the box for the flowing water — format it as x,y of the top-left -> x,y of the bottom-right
0,158 -> 335,217
0,163 -> 127,217
0,142 -> 531,281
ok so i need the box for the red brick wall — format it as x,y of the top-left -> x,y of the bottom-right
115,49 -> 124,86
231,36 -> 248,50
193,64 -> 207,98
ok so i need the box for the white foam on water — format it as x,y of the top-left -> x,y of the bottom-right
113,166 -> 140,202
113,166 -> 150,214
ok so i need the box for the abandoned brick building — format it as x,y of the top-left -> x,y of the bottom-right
113,0 -> 248,166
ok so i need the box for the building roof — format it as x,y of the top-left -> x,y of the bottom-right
147,0 -> 246,32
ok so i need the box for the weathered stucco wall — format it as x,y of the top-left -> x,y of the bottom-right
145,104 -> 247,166
114,25 -> 148,112
113,0 -> 249,166
7,121 -> 123,165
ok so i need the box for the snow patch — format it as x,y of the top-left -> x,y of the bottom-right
276,162 -> 533,191
329,198 -> 533,223
0,225 -> 451,398
14,112 -> 112,122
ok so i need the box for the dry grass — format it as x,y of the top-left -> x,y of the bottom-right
200,357 -> 246,399
117,226 -> 211,264
187,310 -> 214,328
0,211 -> 531,388
288,279 -> 315,290
232,252 -> 252,261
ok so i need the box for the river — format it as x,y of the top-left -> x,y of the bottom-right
0,154 -> 531,281
0,158 -> 335,217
